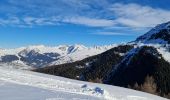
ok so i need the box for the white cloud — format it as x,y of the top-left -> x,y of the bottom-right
23,17 -> 36,25
21,16 -> 115,27
110,3 -> 170,27
0,17 -> 20,26
94,31 -> 132,36
0,16 -> 114,28
62,16 -> 115,27
23,17 -> 57,26
1,2 -> 170,30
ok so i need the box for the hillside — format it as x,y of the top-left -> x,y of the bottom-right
104,46 -> 170,98
104,21 -> 170,98
0,67 -> 167,100
35,45 -> 134,81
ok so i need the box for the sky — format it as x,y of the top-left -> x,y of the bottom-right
1,0 -> 170,48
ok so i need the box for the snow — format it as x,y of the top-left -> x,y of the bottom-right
0,81 -> 101,100
0,66 -> 167,100
0,44 -> 116,56
154,45 -> 170,63
44,44 -> 116,66
49,46 -> 115,65
0,44 -> 117,69
134,43 -> 170,64
134,21 -> 170,44
0,62 -> 32,70
129,41 -> 170,64
138,22 -> 170,40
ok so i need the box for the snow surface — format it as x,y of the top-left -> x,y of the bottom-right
0,80 -> 101,100
0,66 -> 167,100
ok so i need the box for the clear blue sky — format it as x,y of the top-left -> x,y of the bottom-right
0,0 -> 170,48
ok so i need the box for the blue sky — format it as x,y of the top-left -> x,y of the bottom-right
0,0 -> 170,48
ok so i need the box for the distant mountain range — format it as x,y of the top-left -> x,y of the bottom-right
36,21 -> 170,99
0,44 -> 116,69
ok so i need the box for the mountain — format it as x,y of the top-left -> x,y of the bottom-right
104,22 -> 170,98
35,21 -> 170,99
0,44 -> 116,69
35,45 -> 134,81
134,21 -> 170,44
104,46 -> 170,98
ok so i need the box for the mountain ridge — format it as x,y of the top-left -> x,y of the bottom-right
134,21 -> 170,44
0,44 -> 117,69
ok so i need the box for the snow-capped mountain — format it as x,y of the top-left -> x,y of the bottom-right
104,22 -> 170,98
0,44 -> 116,69
134,21 -> 170,44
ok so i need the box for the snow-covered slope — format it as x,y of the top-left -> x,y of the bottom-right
49,45 -> 116,66
129,21 -> 170,63
0,81 -> 102,100
0,66 -> 167,100
134,21 -> 170,44
0,44 -> 116,69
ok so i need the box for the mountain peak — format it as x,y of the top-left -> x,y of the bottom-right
135,21 -> 170,44
67,44 -> 87,54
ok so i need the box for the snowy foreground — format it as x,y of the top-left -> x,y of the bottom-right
0,67 -> 167,100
